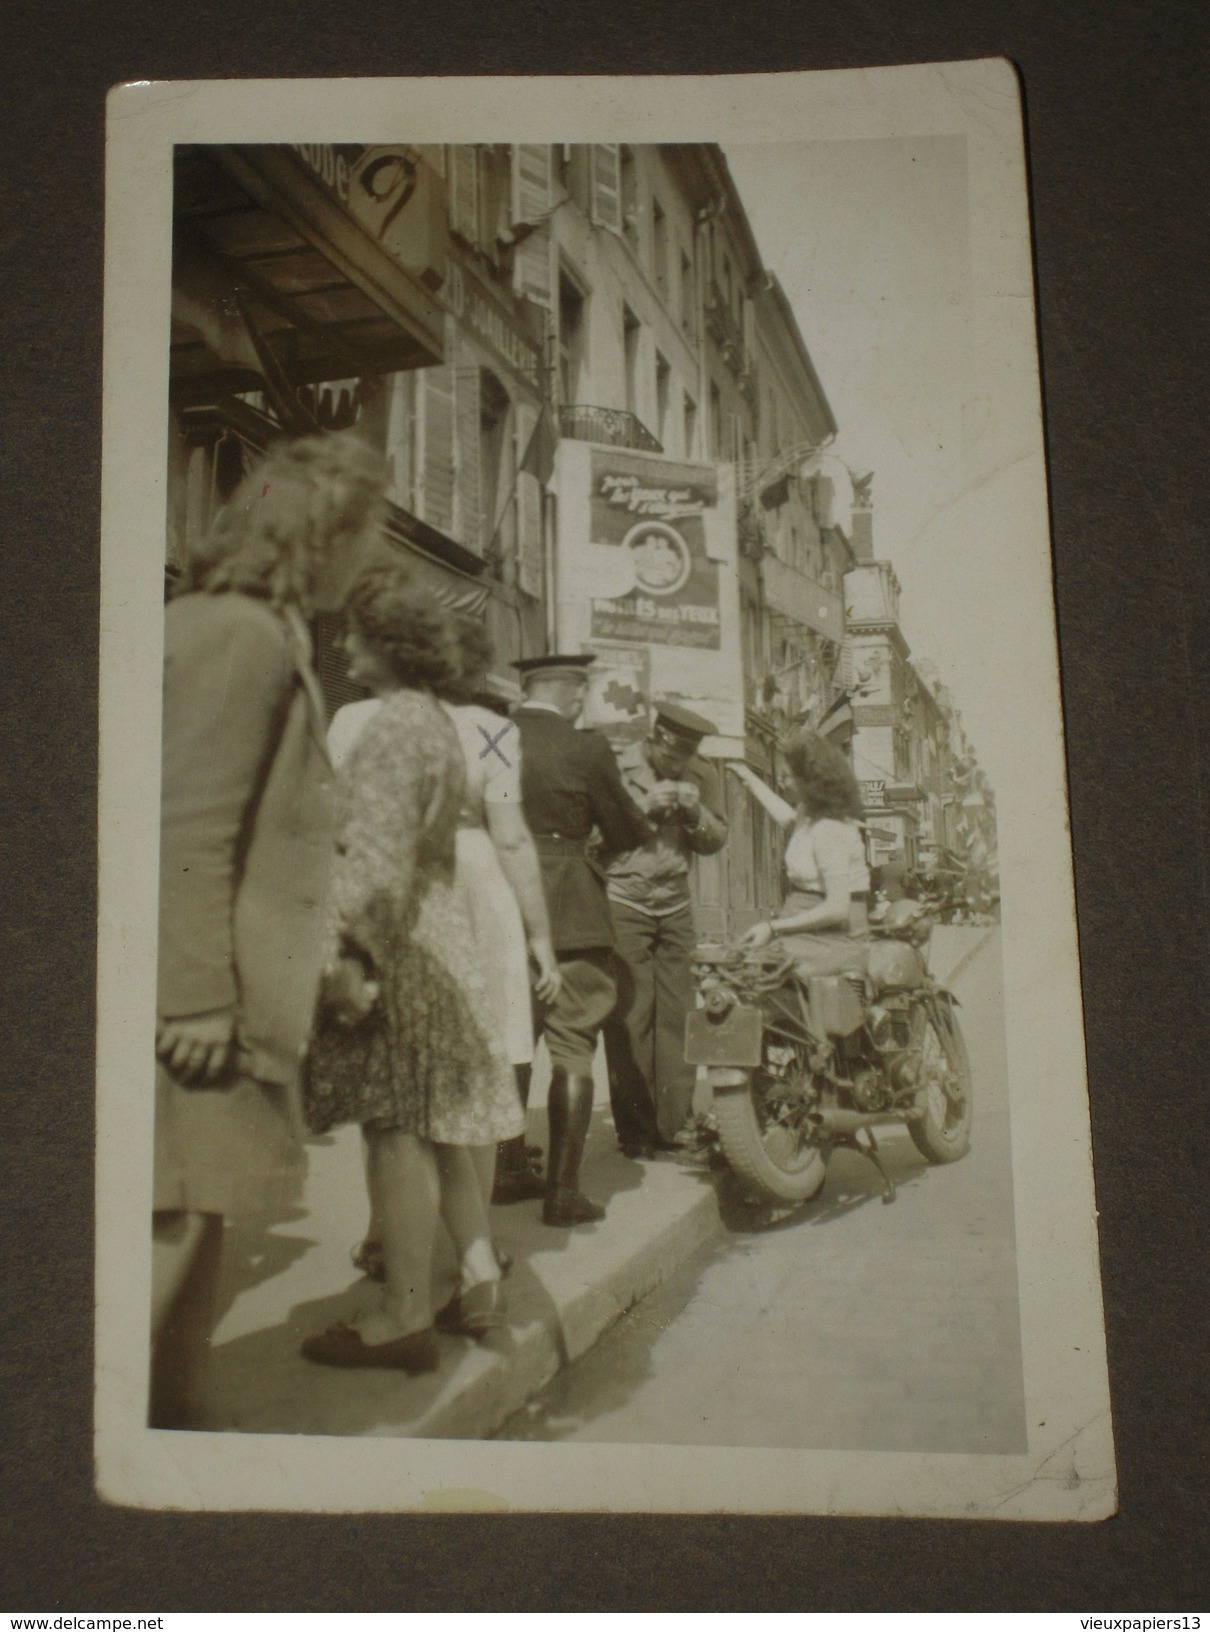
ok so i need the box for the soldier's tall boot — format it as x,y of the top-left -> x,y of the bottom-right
493,1064 -> 545,1204
543,1068 -> 606,1226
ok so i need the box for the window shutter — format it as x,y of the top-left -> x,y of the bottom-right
453,333 -> 482,553
511,145 -> 553,308
514,402 -> 544,598
421,358 -> 456,537
449,144 -> 479,245
590,143 -> 622,234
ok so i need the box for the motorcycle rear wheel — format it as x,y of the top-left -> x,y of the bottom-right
714,1076 -> 828,1206
908,1000 -> 973,1163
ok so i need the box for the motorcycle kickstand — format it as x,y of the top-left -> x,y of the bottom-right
842,1128 -> 896,1204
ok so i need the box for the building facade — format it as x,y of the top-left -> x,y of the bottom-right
167,142 -> 552,709
539,145 -> 846,932
843,499 -> 998,906
170,142 -> 958,933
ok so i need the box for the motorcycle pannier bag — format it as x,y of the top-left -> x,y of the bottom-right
806,974 -> 865,1038
866,939 -> 927,995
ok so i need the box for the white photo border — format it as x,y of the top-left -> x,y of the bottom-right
97,63 -> 1115,1516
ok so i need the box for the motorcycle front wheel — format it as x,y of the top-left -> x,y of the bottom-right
714,1076 -> 828,1206
908,998 -> 973,1163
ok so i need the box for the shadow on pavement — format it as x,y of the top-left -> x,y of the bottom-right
191,1105 -> 657,1437
496,1227 -> 726,1442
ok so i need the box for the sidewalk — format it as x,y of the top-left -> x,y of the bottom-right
196,924 -> 993,1439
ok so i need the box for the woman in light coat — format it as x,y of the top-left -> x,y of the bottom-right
152,431 -> 386,1422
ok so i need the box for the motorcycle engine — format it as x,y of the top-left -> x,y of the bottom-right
850,1064 -> 891,1112
763,1042 -> 797,1079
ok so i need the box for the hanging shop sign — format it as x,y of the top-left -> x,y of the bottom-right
288,144 -> 450,297
554,441 -> 744,750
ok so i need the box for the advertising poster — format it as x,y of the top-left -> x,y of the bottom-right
588,452 -> 721,649
579,642 -> 652,745
555,439 -> 744,750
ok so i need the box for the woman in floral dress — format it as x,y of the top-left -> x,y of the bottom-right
302,567 -> 522,1371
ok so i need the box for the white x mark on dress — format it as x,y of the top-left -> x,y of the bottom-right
477,721 -> 513,765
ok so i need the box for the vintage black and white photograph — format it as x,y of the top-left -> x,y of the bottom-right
96,65 -> 1114,1515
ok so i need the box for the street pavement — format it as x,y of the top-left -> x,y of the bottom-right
182,924 -> 1017,1448
499,925 -> 1026,1453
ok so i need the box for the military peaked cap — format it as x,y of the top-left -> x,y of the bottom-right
653,700 -> 718,741
512,653 -> 596,678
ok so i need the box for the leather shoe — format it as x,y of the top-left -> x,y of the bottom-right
435,1279 -> 509,1339
619,1139 -> 656,1160
491,1166 -> 547,1205
351,1238 -> 386,1281
353,1239 -> 512,1280
543,1189 -> 606,1227
300,1320 -> 439,1372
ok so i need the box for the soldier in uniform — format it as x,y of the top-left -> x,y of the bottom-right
510,654 -> 651,1226
603,703 -> 729,1155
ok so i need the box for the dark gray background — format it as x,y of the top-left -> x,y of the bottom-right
2,0 -> 1207,1610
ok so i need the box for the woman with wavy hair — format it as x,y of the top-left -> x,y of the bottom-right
302,567 -> 523,1370
730,730 -> 871,976
153,430 -> 387,1424
433,620 -> 560,1217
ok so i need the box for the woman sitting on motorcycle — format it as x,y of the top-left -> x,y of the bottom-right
730,731 -> 871,977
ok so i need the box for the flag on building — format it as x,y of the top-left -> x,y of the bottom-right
519,398 -> 558,488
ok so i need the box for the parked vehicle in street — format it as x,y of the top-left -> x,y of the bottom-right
686,901 -> 972,1209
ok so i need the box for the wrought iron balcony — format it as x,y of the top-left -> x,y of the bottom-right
557,404 -> 663,452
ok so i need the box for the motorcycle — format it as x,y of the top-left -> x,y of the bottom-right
684,900 -> 973,1209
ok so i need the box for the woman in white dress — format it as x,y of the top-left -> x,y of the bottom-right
730,730 -> 871,976
436,620 -> 560,1210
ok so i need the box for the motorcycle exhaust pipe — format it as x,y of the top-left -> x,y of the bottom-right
812,1106 -> 920,1135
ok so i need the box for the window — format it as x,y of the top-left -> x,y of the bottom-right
623,304 -> 641,418
479,370 -> 512,565
652,196 -> 668,297
384,371 -> 418,511
710,381 -> 722,459
655,352 -> 670,447
478,145 -> 512,260
511,145 -> 553,306
589,144 -> 622,232
558,272 -> 587,404
620,145 -> 639,249
683,392 -> 697,457
680,248 -> 695,335
448,144 -> 480,246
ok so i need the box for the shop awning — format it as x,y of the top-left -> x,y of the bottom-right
171,144 -> 446,405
